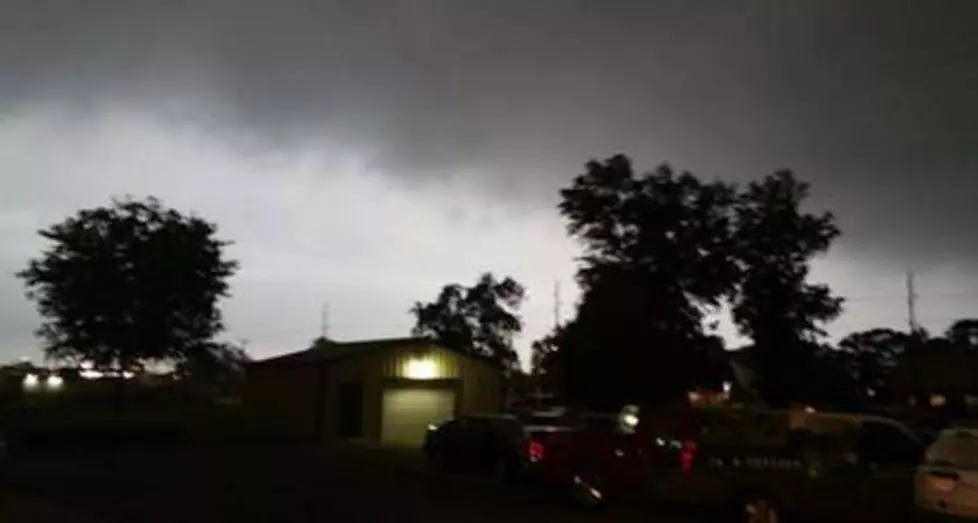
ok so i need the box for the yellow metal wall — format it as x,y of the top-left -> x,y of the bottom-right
247,343 -> 504,443
325,343 -> 504,442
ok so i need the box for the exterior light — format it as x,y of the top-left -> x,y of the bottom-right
804,405 -> 816,414
22,373 -> 40,391
619,404 -> 640,433
722,381 -> 732,394
930,394 -> 947,408
80,369 -> 103,380
404,357 -> 438,380
46,374 -> 64,390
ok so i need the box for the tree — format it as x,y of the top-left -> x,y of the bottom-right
730,171 -> 843,405
555,155 -> 741,407
837,328 -> 909,399
18,196 -> 238,374
529,327 -> 564,395
530,328 -> 562,377
946,319 -> 978,350
174,341 -> 251,384
411,272 -> 525,371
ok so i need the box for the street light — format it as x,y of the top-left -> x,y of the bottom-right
22,373 -> 40,391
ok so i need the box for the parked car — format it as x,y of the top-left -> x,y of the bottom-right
423,414 -> 530,475
915,426 -> 978,521
529,411 -> 645,507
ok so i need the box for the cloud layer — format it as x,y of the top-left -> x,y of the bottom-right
1,1 -> 978,362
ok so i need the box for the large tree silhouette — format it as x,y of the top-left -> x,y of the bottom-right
411,272 -> 525,371
730,171 -> 843,405
837,328 -> 909,399
18,196 -> 238,374
555,155 -> 740,407
946,319 -> 978,350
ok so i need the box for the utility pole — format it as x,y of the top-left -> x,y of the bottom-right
320,303 -> 330,340
553,280 -> 562,329
907,271 -> 918,333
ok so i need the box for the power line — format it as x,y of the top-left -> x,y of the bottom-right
844,292 -> 978,303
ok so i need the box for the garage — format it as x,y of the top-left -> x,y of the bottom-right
380,387 -> 456,446
245,336 -> 504,445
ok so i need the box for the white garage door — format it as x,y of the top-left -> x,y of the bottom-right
381,388 -> 456,447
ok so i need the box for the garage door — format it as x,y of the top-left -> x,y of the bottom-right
381,387 -> 456,447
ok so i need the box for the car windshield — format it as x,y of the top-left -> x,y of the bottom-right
925,431 -> 978,470
524,416 -> 570,428
579,415 -> 620,433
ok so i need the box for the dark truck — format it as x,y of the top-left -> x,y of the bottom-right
644,408 -> 926,523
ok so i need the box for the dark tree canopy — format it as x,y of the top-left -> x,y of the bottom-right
555,155 -> 741,407
837,327 -> 909,399
174,341 -> 251,384
18,196 -> 238,372
946,319 -> 978,350
411,272 -> 525,371
730,171 -> 843,405
530,328 -> 562,377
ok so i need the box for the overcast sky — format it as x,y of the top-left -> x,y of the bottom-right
2,1 -> 977,366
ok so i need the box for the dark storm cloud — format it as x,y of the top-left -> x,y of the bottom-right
1,0 -> 977,268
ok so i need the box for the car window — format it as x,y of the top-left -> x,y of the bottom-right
580,415 -> 619,433
925,431 -> 978,470
857,421 -> 922,465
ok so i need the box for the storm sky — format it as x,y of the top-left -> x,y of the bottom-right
1,0 -> 977,365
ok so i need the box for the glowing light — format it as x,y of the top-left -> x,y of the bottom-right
722,381 -> 732,394
804,406 -> 816,414
80,369 -> 103,380
46,374 -> 64,390
22,373 -> 40,391
403,357 -> 438,380
931,394 -> 947,407
619,404 -> 640,433
122,371 -> 135,380
528,440 -> 545,462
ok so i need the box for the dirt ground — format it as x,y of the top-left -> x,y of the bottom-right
3,445 -> 702,523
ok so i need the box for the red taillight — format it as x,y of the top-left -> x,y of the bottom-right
528,439 -> 545,462
679,440 -> 697,472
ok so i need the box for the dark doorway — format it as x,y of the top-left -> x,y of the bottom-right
338,382 -> 364,439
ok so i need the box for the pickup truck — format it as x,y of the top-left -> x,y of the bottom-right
645,408 -> 926,523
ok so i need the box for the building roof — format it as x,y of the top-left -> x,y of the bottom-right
251,336 -> 499,367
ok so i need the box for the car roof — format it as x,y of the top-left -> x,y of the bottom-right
938,427 -> 978,439
469,413 -> 520,421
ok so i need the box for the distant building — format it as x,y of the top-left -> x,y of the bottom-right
244,337 -> 505,447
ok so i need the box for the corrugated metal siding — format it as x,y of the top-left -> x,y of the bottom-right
246,342 -> 504,444
322,354 -> 378,442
